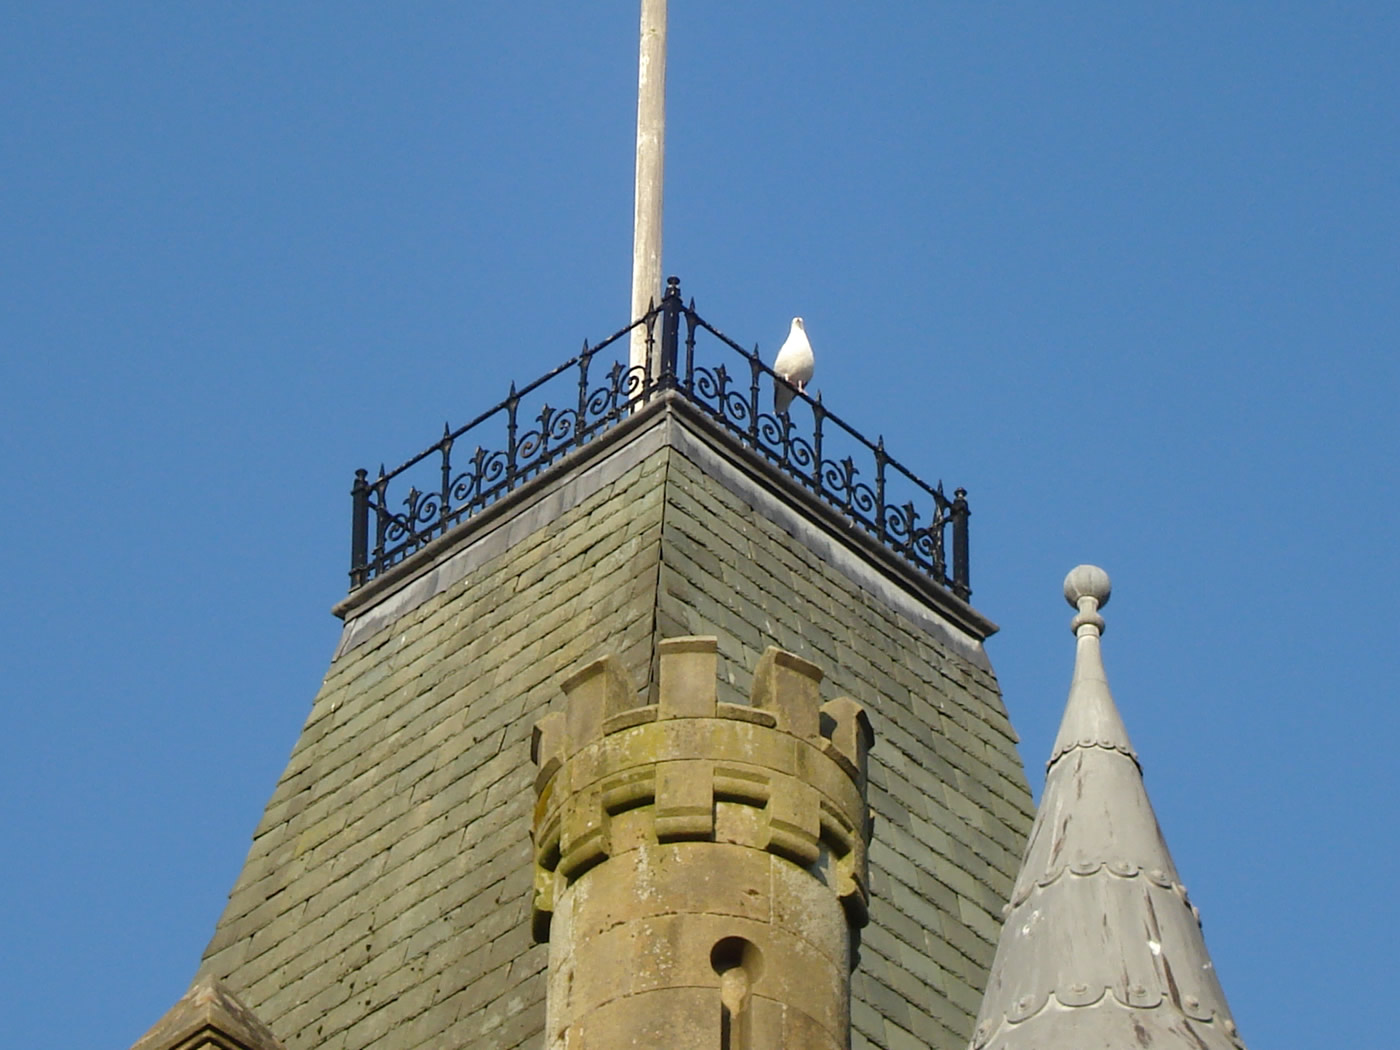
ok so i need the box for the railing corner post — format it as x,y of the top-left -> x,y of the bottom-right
952,487 -> 971,599
350,468 -> 370,589
660,275 -> 682,387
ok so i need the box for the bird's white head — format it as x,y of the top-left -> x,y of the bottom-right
792,317 -> 805,331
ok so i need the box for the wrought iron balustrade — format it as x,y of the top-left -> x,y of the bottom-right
349,277 -> 971,600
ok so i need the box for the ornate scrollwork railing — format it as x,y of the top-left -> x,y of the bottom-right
349,277 -> 971,600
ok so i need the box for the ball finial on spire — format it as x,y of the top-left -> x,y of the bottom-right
1063,564 -> 1111,634
1063,565 -> 1111,608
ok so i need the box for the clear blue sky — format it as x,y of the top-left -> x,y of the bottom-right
3,5 -> 1394,1048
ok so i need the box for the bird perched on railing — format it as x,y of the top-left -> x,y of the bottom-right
773,316 -> 814,415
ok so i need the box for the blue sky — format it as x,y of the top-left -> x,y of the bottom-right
3,5 -> 1395,1048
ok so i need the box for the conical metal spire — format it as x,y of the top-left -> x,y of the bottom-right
968,566 -> 1246,1050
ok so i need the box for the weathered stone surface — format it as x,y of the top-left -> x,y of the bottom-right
197,401 -> 1033,1050
532,641 -> 871,1050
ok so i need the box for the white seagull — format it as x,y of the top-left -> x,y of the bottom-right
772,316 -> 814,415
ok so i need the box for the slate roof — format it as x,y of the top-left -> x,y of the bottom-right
968,565 -> 1246,1050
194,397 -> 1033,1050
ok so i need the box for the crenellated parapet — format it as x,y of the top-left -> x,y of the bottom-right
531,637 -> 874,935
531,637 -> 874,1050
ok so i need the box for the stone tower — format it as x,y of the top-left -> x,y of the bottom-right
531,637 -> 873,1049
134,290 -> 1035,1050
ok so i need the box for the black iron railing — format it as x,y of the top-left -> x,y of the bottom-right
349,278 -> 971,599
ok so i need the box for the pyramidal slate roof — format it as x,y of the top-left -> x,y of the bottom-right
968,565 -> 1246,1050
130,974 -> 285,1050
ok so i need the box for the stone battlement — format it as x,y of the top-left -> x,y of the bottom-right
531,637 -> 874,941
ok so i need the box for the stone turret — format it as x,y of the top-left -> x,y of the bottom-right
531,636 -> 873,1050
